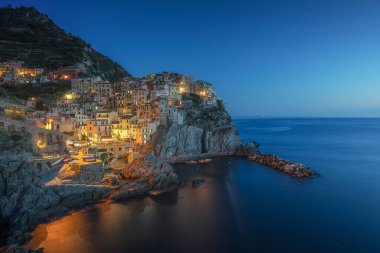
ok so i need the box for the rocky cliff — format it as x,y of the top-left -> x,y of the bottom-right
110,157 -> 180,200
151,94 -> 241,160
0,132 -> 112,248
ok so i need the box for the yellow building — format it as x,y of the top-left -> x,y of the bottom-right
112,115 -> 139,141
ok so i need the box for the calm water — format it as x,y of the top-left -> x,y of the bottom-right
28,118 -> 380,253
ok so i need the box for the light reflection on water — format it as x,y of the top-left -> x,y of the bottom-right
28,159 -> 245,253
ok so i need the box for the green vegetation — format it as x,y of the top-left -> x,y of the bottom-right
0,81 -> 71,100
181,93 -> 233,128
183,93 -> 203,104
35,101 -> 45,111
0,130 -> 30,151
99,153 -> 109,162
216,99 -> 226,111
0,6 -> 130,82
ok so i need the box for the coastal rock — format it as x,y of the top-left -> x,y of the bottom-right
152,94 -> 242,160
237,141 -> 259,156
203,128 -> 241,154
101,173 -> 122,185
158,125 -> 203,157
120,157 -> 180,194
192,178 -> 206,188
110,182 -> 151,200
57,163 -> 104,184
155,122 -> 241,160
0,244 -> 43,253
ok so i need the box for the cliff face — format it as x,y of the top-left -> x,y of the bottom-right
0,6 -> 129,82
153,94 -> 241,160
0,132 -> 112,247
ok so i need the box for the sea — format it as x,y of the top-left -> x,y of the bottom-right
27,118 -> 380,253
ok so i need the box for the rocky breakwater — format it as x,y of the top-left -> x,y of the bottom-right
247,153 -> 317,177
240,141 -> 317,177
148,94 -> 242,161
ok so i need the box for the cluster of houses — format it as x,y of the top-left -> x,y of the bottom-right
0,61 -> 83,85
2,72 -> 218,160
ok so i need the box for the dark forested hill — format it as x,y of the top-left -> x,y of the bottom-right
0,6 -> 130,82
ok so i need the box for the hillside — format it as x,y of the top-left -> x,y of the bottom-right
0,6 -> 129,82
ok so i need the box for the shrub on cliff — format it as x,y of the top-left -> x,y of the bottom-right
0,130 -> 35,153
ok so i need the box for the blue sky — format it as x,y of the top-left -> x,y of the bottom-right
7,0 -> 380,116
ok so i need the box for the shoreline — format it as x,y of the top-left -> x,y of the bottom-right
2,150 -> 317,253
164,151 -> 237,164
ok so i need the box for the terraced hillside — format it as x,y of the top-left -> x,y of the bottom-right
0,6 -> 129,82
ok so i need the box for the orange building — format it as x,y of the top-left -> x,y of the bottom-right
136,103 -> 155,121
17,68 -> 44,77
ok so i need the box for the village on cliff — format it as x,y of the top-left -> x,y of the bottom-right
0,60 -> 218,168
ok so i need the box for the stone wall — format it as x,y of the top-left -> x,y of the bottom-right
58,162 -> 104,183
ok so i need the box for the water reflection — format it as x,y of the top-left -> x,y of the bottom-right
149,190 -> 179,206
28,157 -> 243,253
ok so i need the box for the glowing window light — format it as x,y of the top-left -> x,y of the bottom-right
37,140 -> 46,149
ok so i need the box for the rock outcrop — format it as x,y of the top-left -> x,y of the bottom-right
57,163 -> 104,184
110,157 -> 180,200
0,244 -> 43,253
152,94 -> 241,160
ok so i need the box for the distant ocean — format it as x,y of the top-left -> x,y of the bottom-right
28,118 -> 380,253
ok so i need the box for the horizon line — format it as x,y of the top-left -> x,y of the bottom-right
231,116 -> 380,119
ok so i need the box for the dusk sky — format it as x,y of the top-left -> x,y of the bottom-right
8,0 -> 380,116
